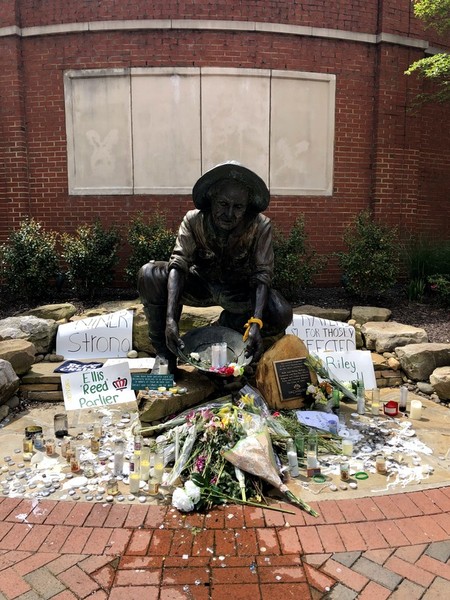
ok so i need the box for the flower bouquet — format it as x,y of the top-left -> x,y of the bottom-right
139,393 -> 318,516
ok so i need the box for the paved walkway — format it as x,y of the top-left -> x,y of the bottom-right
1,487 -> 450,599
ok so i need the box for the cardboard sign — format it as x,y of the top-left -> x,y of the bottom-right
61,362 -> 136,411
317,350 -> 376,390
286,314 -> 356,353
56,310 -> 133,359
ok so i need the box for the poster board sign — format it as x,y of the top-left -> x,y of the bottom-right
317,350 -> 376,390
286,314 -> 356,353
61,362 -> 136,411
131,373 -> 174,391
56,310 -> 133,359
54,360 -> 104,374
273,358 -> 310,402
104,357 -> 155,371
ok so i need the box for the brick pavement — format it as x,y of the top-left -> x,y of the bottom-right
1,489 -> 450,599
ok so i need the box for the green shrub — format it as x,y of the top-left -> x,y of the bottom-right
428,274 -> 450,306
61,220 -> 120,298
272,216 -> 325,303
0,218 -> 59,300
404,235 -> 450,280
336,210 -> 400,299
125,212 -> 176,282
407,277 -> 426,302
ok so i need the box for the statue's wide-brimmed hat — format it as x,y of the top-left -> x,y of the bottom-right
192,161 -> 270,212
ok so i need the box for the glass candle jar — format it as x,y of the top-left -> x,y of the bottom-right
54,413 -> 69,438
45,438 -> 55,456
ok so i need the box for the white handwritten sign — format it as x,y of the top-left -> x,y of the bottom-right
56,310 -> 133,359
61,362 -> 136,411
286,314 -> 356,353
317,350 -> 376,389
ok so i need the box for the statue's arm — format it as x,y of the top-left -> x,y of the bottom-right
165,267 -> 186,354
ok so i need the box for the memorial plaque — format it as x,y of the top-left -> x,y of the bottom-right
273,358 -> 310,402
131,373 -> 174,391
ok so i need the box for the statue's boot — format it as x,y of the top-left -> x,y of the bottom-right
141,302 -> 178,374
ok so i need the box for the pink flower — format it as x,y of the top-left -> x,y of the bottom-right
194,455 -> 206,473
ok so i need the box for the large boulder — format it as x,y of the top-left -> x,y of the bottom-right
0,359 -> 20,406
352,306 -> 391,325
361,321 -> 428,353
395,343 -> 450,381
21,303 -> 78,322
430,367 -> 450,400
0,315 -> 58,354
0,339 -> 36,375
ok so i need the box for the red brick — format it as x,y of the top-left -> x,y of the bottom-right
123,504 -> 149,528
358,581 -> 391,600
163,566 -> 210,586
416,554 -> 450,580
223,505 -> 245,528
296,526 -> 322,554
258,565 -> 306,583
205,507 -> 226,529
12,552 -> 60,576
17,524 -> 54,552
64,503 -> 93,527
211,566 -> 257,584
215,528 -> 237,556
82,527 -> 112,555
109,587 -> 158,600
127,529 -> 152,555
393,517 -> 436,545
103,504 -> 130,528
393,544 -> 427,563
26,500 -> 58,523
59,526 -> 93,554
335,523 -> 367,552
243,506 -> 265,527
147,529 -> 174,555
119,556 -> 164,569
84,503 -> 112,528
412,515 -> 448,542
391,494 -> 423,518
385,555 -> 435,587
303,563 -> 335,592
362,548 -> 393,564
236,528 -> 258,555
316,524 -> 346,553
424,489 -> 450,512
375,520 -> 411,547
45,501 -> 77,525
0,523 -> 35,549
355,522 -> 389,550
0,498 -> 21,521
407,491 -> 441,515
354,497 -> 385,521
46,554 -> 89,575
319,500 -> 346,524
144,505 -> 168,529
372,495 -> 407,519
334,499 -> 366,523
212,583 -> 263,600
278,526 -> 302,554
104,527 -> 132,555
191,529 -> 215,556
58,565 -> 101,597
0,566 -> 32,597
255,527 -> 280,555
260,582 -> 311,599
322,557 -> 370,592
39,524 -> 73,553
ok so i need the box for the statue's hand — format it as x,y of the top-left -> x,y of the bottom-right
244,324 -> 264,363
166,317 -> 184,355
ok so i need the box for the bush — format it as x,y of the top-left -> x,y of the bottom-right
272,216 -> 325,303
428,274 -> 450,306
0,218 -> 59,300
125,212 -> 176,282
336,210 -> 400,299
61,221 -> 120,298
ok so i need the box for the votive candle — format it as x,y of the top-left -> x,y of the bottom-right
410,400 -> 422,420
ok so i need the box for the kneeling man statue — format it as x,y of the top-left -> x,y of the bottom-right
138,161 -> 293,373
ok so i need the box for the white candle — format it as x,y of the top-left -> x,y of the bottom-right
342,439 -> 353,456
410,400 -> 422,420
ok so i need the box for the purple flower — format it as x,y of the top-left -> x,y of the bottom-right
195,455 -> 206,473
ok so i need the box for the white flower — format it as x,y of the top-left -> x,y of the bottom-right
190,352 -> 200,362
307,384 -> 317,395
184,479 -> 201,503
172,487 -> 194,512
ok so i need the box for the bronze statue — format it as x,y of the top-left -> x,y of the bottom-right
137,161 -> 293,373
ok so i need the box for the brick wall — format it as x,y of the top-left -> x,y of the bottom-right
0,0 -> 449,286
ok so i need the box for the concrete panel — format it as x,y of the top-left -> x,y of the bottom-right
66,71 -> 132,194
201,68 -> 270,185
132,69 -> 201,193
270,72 -> 335,195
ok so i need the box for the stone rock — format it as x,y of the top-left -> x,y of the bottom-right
430,367 -> 450,400
0,339 -> 36,376
352,306 -> 392,325
21,303 -> 78,321
0,359 -> 20,405
416,381 -> 434,395
0,404 -> 9,421
362,321 -> 428,353
5,395 -> 20,409
138,365 -> 215,423
48,354 -> 64,363
371,353 -> 387,371
255,334 -> 313,410
387,357 -> 401,371
395,343 -> 450,381
292,305 -> 350,322
127,350 -> 138,359
0,315 -> 57,354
